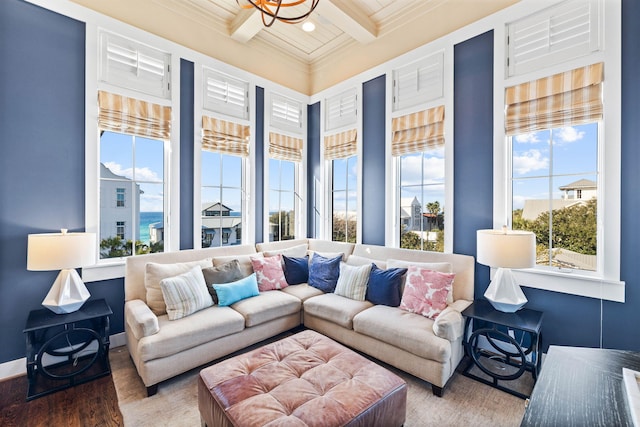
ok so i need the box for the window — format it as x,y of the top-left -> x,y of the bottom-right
392,52 -> 444,112
116,188 -> 125,207
325,89 -> 357,132
100,131 -> 165,258
324,129 -> 358,243
116,221 -> 125,239
203,68 -> 249,120
271,93 -> 304,134
268,132 -> 303,242
200,116 -> 248,247
393,106 -> 446,252
511,124 -> 598,271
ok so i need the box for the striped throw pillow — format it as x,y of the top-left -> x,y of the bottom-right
160,266 -> 212,320
334,263 -> 372,301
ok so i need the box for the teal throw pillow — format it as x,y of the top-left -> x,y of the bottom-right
213,273 -> 260,306
308,253 -> 342,293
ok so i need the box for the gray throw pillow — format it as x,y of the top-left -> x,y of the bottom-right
202,259 -> 244,304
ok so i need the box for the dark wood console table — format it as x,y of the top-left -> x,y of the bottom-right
521,346 -> 640,426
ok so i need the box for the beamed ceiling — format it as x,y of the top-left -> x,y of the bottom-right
71,0 -> 520,95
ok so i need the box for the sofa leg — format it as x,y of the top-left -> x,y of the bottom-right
147,384 -> 158,397
431,384 -> 444,397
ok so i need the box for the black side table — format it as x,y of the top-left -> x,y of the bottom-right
23,298 -> 112,400
462,299 -> 543,399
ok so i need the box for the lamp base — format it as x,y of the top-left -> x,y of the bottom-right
484,267 -> 528,313
42,269 -> 90,314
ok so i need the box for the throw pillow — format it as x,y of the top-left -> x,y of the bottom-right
214,273 -> 260,307
399,266 -> 455,319
366,264 -> 408,307
387,259 -> 454,304
213,253 -> 262,277
282,255 -> 309,285
160,266 -> 212,320
144,258 -> 213,315
334,263 -> 372,301
202,259 -> 244,304
308,253 -> 342,293
250,255 -> 288,291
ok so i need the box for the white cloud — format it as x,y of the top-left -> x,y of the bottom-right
103,162 -> 161,182
515,133 -> 541,144
513,149 -> 549,175
555,126 -> 585,144
400,155 -> 445,186
140,193 -> 164,212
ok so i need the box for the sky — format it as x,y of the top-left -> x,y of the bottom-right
511,123 -> 597,210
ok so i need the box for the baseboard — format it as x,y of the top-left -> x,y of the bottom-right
0,332 -> 127,381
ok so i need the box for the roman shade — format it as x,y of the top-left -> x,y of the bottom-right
324,129 -> 357,160
202,116 -> 250,157
98,90 -> 171,140
505,62 -> 604,135
392,105 -> 444,156
269,132 -> 303,162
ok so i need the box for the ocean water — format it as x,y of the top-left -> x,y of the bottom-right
140,212 -> 163,243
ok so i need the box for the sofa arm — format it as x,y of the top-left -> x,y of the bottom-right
432,299 -> 471,341
125,299 -> 160,339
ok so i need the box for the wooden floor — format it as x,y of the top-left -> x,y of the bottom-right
0,373 -> 123,427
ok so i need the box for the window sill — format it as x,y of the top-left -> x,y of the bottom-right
511,268 -> 625,303
82,261 -> 125,282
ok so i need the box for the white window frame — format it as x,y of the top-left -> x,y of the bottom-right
494,0 -> 623,302
84,23 -> 181,282
263,90 -> 307,243
193,64 -> 255,249
202,67 -> 250,121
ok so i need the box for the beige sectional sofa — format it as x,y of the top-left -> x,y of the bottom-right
124,238 -> 474,397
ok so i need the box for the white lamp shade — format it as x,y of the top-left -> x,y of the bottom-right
476,229 -> 536,269
27,231 -> 96,271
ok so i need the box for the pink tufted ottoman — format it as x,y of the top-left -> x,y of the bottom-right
198,329 -> 407,426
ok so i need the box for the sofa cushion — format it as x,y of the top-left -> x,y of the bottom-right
202,260 -> 244,304
263,243 -> 308,258
399,266 -> 455,319
308,253 -> 342,293
334,263 -> 371,301
231,291 -> 301,327
214,274 -> 260,307
250,255 -> 288,291
137,306 -> 246,362
280,283 -> 324,301
346,255 -> 386,270
282,255 -> 309,285
160,266 -> 213,320
304,294 -> 373,329
213,253 -> 262,277
366,265 -> 408,307
353,305 -> 451,363
145,258 -> 213,315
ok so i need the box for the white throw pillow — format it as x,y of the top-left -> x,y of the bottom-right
160,266 -> 212,320
334,263 -> 372,301
145,258 -> 213,315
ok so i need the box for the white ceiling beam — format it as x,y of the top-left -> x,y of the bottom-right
230,8 -> 263,43
317,0 -> 377,44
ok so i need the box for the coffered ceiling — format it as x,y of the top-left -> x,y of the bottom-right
71,0 -> 519,94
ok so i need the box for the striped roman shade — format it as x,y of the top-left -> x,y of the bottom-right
324,129 -> 357,160
392,106 -> 444,156
98,91 -> 171,140
505,62 -> 604,135
202,116 -> 250,157
269,132 -> 303,162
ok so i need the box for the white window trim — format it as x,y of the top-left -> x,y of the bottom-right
493,0 -> 623,302
262,90 -> 307,243
83,23 -> 181,283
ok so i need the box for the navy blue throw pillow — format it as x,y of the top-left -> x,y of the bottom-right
308,253 -> 342,293
282,255 -> 309,285
366,264 -> 408,307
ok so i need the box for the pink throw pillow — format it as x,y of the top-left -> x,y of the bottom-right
399,266 -> 455,319
250,255 -> 288,291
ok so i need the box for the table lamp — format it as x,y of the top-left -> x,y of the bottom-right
27,229 -> 96,314
476,228 -> 536,313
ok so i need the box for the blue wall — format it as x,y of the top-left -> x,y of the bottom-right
180,59 -> 195,250
254,87 -> 265,243
307,102 -> 321,238
361,76 -> 386,246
